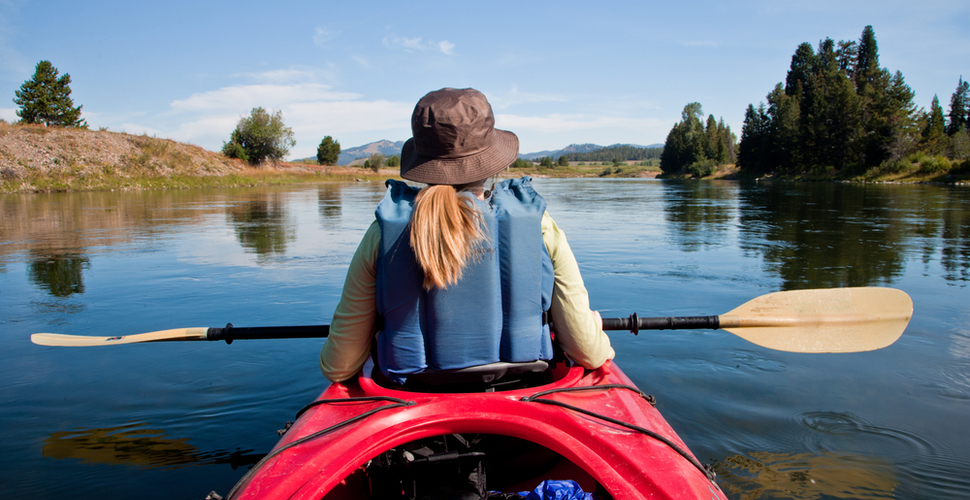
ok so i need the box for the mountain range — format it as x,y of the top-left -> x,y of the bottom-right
304,141 -> 664,165
335,140 -> 406,165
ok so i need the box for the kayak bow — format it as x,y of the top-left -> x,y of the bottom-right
223,361 -> 727,500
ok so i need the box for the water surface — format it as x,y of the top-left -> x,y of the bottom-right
2,179 -> 968,499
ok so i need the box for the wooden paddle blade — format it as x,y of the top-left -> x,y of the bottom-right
31,328 -> 209,347
718,287 -> 912,353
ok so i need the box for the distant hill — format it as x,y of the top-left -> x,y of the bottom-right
519,143 -> 603,160
519,143 -> 661,160
301,140 -> 664,165
336,140 -> 405,165
560,143 -> 663,163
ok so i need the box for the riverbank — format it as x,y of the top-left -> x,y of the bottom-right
0,123 -> 632,193
0,123 -> 401,193
2,123 -> 966,193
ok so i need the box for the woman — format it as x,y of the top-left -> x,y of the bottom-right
319,88 -> 613,385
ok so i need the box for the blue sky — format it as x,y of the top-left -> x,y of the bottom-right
1,1 -> 967,159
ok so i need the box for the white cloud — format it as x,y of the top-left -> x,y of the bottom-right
313,27 -> 339,47
153,82 -> 413,159
489,86 -> 569,110
383,35 -> 456,55
234,68 -> 323,84
169,83 -> 359,113
438,40 -> 456,55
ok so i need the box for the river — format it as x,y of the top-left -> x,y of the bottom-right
1,178 -> 968,499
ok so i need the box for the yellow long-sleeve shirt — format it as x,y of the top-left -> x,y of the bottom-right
319,211 -> 615,382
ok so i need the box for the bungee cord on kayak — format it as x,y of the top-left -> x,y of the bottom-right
521,385 -> 716,483
223,396 -> 416,500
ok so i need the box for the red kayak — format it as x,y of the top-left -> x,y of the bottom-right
222,360 -> 727,500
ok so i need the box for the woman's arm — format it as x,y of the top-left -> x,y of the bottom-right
541,212 -> 615,368
319,221 -> 381,382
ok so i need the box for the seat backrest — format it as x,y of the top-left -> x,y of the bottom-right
395,360 -> 551,392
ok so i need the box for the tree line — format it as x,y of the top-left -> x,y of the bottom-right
659,103 -> 738,177
736,25 -> 969,177
561,145 -> 663,162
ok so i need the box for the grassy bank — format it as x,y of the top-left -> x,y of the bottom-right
4,168 -> 400,193
0,122 -> 399,193
4,122 -> 966,193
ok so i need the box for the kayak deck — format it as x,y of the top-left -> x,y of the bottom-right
228,361 -> 727,500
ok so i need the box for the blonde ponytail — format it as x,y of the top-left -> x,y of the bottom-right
409,185 -> 485,290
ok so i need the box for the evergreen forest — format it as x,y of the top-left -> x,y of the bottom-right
734,25 -> 969,179
658,104 -> 738,178
561,145 -> 663,163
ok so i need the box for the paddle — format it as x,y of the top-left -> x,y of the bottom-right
30,287 -> 912,353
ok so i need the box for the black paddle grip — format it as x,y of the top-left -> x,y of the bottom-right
205,324 -> 331,343
602,314 -> 720,335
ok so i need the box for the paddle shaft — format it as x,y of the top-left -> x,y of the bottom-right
206,324 -> 330,343
209,315 -> 711,342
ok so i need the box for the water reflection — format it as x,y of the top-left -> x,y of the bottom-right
227,195 -> 295,260
714,450 -> 896,499
43,423 -> 263,470
737,182 -> 906,289
0,190 -> 229,264
317,184 -> 342,226
662,181 -> 737,251
27,252 -> 90,296
940,205 -> 970,284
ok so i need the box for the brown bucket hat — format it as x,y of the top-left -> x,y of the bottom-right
400,88 -> 519,185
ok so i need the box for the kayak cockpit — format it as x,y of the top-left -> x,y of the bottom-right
321,432 -> 608,499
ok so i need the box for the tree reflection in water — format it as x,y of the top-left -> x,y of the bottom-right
28,253 -> 90,297
227,195 -> 295,261
43,423 -> 263,470
714,450 -> 896,500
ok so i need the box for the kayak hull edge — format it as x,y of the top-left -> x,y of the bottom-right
231,361 -> 728,500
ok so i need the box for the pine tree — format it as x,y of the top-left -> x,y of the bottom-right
738,104 -> 771,175
921,95 -> 947,154
704,115 -> 720,160
947,77 -> 969,135
767,83 -> 801,173
855,25 -> 880,94
925,95 -> 946,137
836,40 -> 858,79
13,60 -> 86,127
785,43 -> 816,97
316,136 -> 341,165
717,118 -> 737,164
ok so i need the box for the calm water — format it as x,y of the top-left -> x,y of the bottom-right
1,179 -> 968,499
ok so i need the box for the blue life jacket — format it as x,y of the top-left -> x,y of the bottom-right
375,177 -> 554,384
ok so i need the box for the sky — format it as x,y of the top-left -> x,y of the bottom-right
1,1 -> 968,160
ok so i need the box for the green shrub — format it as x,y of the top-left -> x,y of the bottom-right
222,107 -> 295,165
222,141 -> 249,163
918,155 -> 952,174
686,159 -> 717,178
